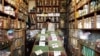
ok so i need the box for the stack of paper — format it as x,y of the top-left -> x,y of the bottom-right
54,51 -> 61,56
35,49 -> 43,55
39,41 -> 45,46
40,36 -> 46,41
52,43 -> 59,48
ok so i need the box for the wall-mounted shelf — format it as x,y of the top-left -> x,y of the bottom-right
68,0 -> 100,56
0,11 -> 16,19
76,0 -> 90,10
4,0 -> 17,10
0,0 -> 27,56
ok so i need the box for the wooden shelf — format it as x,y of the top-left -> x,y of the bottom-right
80,29 -> 100,30
37,22 -> 44,23
0,28 -> 25,30
77,12 -> 94,20
4,0 -> 16,10
97,9 -> 100,14
0,28 -> 12,30
69,19 -> 75,22
18,18 -> 25,22
77,9 -> 100,20
0,0 -> 27,56
60,12 -> 67,13
68,0 -> 100,56
69,10 -> 75,15
0,10 -> 16,19
76,0 -> 90,10
19,10 -> 28,16
37,22 -> 59,23
52,22 -> 59,23
31,24 -> 36,25
29,12 -> 36,14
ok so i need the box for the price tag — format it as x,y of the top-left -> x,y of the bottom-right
35,49 -> 43,55
52,43 -> 59,48
40,36 -> 46,41
39,41 -> 45,46
54,51 -> 61,56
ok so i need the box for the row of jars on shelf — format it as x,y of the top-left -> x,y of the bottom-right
75,0 -> 100,18
69,17 -> 100,29
37,7 -> 59,13
0,17 -> 26,29
77,15 -> 100,29
37,17 -> 59,22
70,15 -> 100,29
0,4 -> 28,20
36,0 -> 59,6
69,0 -> 100,17
0,1 -> 28,17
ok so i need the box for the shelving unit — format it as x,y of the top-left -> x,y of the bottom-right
29,0 -> 61,30
0,0 -> 28,56
36,13 -> 60,29
68,0 -> 100,56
